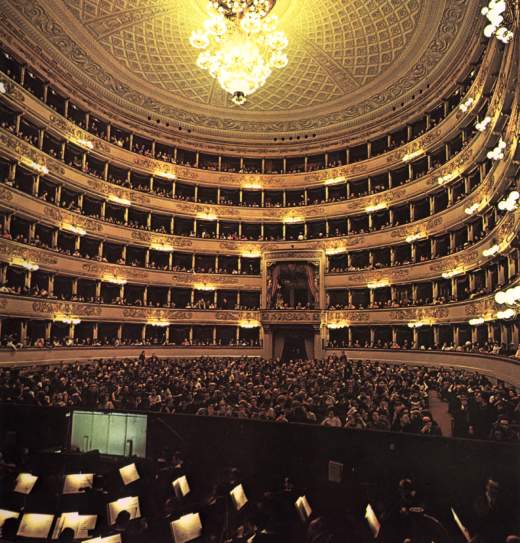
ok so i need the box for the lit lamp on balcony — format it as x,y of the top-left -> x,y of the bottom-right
327,320 -> 349,329
156,171 -> 177,180
11,257 -> 39,271
196,211 -> 218,221
241,247 -> 262,258
325,245 -> 347,256
324,176 -> 346,186
283,214 -> 304,224
70,136 -> 94,150
62,223 -> 87,236
401,149 -> 425,162
147,319 -> 171,327
459,97 -> 474,112
487,138 -> 507,161
367,279 -> 390,289
482,243 -> 500,257
407,321 -> 425,328
150,242 -> 174,252
53,315 -> 81,325
496,308 -> 516,320
365,202 -> 387,213
20,156 -> 49,175
468,317 -> 486,326
194,282 -> 215,291
498,190 -> 519,212
108,194 -> 131,207
475,116 -> 492,132
441,268 -> 464,279
495,286 -> 520,306
102,274 -> 127,285
405,231 -> 427,243
239,319 -> 261,328
465,198 -> 487,216
437,172 -> 456,186
241,180 -> 263,190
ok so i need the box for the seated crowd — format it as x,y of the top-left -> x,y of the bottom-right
0,355 -> 518,441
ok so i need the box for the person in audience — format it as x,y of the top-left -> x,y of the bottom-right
0,355 -> 516,441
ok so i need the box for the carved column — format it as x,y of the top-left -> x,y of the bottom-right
262,325 -> 273,359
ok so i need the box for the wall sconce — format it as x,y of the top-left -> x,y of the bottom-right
20,157 -> 49,175
496,308 -> 516,320
70,137 -> 94,150
459,97 -> 474,112
62,223 -> 86,236
498,190 -> 519,212
487,138 -> 507,161
437,172 -> 456,185
327,320 -> 349,329
53,315 -> 81,325
108,194 -> 131,207
475,116 -> 492,132
196,211 -> 218,221
11,257 -> 39,271
241,181 -> 263,190
239,320 -> 261,328
156,171 -> 176,180
194,282 -> 215,291
402,149 -> 425,162
102,274 -> 127,285
468,317 -> 486,326
465,199 -> 486,215
367,279 -> 390,289
147,320 -> 170,327
283,215 -> 305,224
150,242 -> 174,252
482,244 -> 500,257
241,248 -> 262,258
365,202 -> 387,213
325,246 -> 347,255
407,321 -> 425,328
441,268 -> 464,279
482,1 -> 513,43
405,232 -> 426,243
324,176 -> 346,185
495,286 -> 520,305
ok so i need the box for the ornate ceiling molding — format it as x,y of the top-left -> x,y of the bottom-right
0,0 -> 483,152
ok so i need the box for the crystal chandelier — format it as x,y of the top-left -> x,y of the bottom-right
189,1 -> 288,105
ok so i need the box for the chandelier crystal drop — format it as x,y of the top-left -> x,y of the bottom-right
189,0 -> 288,105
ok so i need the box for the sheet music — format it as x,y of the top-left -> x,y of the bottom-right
230,484 -> 248,511
119,463 -> 140,486
85,535 -> 122,543
14,473 -> 38,495
451,507 -> 471,542
0,509 -> 20,528
63,473 -> 94,494
173,475 -> 190,498
17,513 -> 54,539
295,496 -> 312,520
365,504 -> 381,538
52,512 -> 97,539
107,496 -> 141,525
170,512 -> 203,543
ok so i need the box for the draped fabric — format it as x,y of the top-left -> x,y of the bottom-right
303,264 -> 319,303
267,263 -> 318,306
